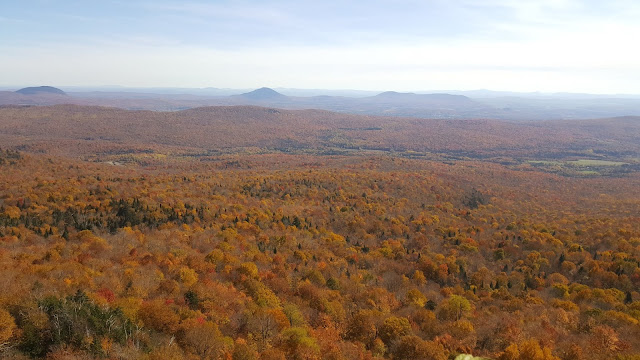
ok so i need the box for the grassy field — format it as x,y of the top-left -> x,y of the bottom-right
567,159 -> 627,166
527,158 -> 638,177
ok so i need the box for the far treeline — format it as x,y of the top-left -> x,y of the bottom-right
0,105 -> 638,167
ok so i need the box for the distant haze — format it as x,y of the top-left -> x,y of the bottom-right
1,1 -> 640,94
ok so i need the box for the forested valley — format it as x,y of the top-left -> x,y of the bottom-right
1,106 -> 640,359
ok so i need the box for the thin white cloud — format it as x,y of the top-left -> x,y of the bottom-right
138,1 -> 292,24
0,15 -> 31,24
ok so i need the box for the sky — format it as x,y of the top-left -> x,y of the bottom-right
1,0 -> 640,93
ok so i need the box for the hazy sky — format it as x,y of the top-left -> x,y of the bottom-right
2,0 -> 640,93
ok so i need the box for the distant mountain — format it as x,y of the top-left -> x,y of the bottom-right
2,86 -> 640,120
374,91 -> 468,99
0,86 -> 73,106
375,91 -> 412,98
15,86 -> 67,96
237,87 -> 288,101
370,91 -> 476,105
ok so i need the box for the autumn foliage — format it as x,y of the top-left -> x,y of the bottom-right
0,142 -> 639,359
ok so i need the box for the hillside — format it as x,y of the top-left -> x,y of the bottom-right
0,102 -> 640,359
0,147 -> 639,359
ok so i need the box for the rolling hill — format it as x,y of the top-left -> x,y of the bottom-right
0,104 -> 638,172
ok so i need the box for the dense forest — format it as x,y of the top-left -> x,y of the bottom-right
1,145 -> 640,359
1,104 -> 640,359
